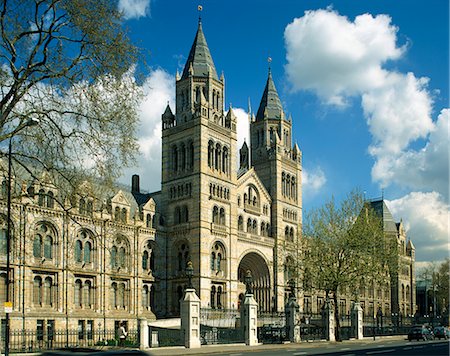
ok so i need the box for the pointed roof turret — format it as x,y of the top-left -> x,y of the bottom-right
256,69 -> 284,121
162,103 -> 174,119
181,20 -> 218,80
370,199 -> 397,233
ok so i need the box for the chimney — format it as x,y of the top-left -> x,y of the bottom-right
131,174 -> 140,193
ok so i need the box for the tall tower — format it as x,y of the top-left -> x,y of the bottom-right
250,68 -> 302,310
160,20 -> 237,314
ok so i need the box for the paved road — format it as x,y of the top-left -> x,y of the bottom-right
214,340 -> 449,355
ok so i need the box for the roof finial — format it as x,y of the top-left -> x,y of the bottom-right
198,5 -> 203,23
267,56 -> 272,74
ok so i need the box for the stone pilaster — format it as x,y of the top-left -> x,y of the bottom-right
181,288 -> 201,348
241,293 -> 258,346
351,302 -> 363,339
285,297 -> 301,343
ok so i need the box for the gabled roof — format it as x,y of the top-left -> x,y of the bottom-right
181,21 -> 218,80
256,69 -> 284,121
370,199 -> 398,233
237,167 -> 272,203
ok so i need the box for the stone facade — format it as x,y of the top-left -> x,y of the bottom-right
0,20 -> 415,335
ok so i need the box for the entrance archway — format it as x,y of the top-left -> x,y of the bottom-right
238,252 -> 271,312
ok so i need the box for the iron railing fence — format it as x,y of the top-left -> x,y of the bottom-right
199,308 -> 244,345
200,308 -> 240,328
6,328 -> 138,353
148,327 -> 183,347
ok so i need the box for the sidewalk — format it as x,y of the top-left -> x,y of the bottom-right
145,335 -> 408,355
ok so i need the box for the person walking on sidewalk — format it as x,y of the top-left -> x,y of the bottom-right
118,322 -> 127,347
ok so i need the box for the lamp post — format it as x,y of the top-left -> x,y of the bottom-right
186,261 -> 194,289
4,118 -> 40,356
244,270 -> 253,295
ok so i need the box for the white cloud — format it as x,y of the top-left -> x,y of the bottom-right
284,8 -> 445,198
118,0 -> 150,20
284,9 -> 405,106
302,167 -> 327,195
121,68 -> 175,191
386,192 -> 449,263
372,108 -> 449,197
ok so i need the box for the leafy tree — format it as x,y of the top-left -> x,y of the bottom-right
302,190 -> 397,341
0,0 -> 142,198
419,258 -> 450,317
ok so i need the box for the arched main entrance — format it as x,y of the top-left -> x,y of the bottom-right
238,252 -> 271,312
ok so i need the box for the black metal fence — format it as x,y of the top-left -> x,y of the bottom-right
6,328 -> 139,353
149,327 -> 183,347
199,308 -> 243,345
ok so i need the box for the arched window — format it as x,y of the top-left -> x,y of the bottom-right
238,216 -> 243,231
118,247 -> 126,268
189,141 -> 194,170
0,273 -> 6,304
110,246 -> 117,268
252,220 -> 257,234
217,286 -> 222,309
208,140 -> 214,168
146,214 -> 151,228
83,241 -> 91,263
121,208 -> 127,223
290,227 -> 294,241
217,253 -> 222,271
142,285 -> 149,308
177,243 -> 189,272
182,205 -> 189,223
86,200 -> 93,215
180,143 -> 186,171
211,286 -> 216,309
247,218 -> 252,232
75,240 -> 83,262
43,235 -> 53,259
79,198 -> 86,214
75,279 -> 82,307
219,208 -> 225,225
261,223 -> 266,236
211,252 -> 216,271
33,276 -> 42,305
119,283 -> 126,309
112,282 -> 118,308
33,234 -> 42,257
38,189 -> 45,207
114,207 -> 120,221
0,227 -> 6,255
85,280 -> 92,308
222,147 -> 228,174
285,226 -> 289,240
215,143 -> 221,170
44,277 -> 52,305
172,145 -> 178,171
46,191 -> 54,208
142,250 -> 149,270
174,206 -> 181,224
212,206 -> 219,224
150,250 -> 155,271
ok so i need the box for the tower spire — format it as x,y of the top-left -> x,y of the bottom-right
181,8 -> 218,80
256,60 -> 284,121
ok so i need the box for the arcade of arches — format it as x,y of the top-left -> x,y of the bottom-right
238,252 -> 271,312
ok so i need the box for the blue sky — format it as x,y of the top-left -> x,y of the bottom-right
118,0 -> 449,267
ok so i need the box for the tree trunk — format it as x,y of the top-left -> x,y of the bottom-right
333,291 -> 341,341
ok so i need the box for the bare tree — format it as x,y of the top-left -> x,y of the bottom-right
302,190 -> 397,341
0,0 -> 142,194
